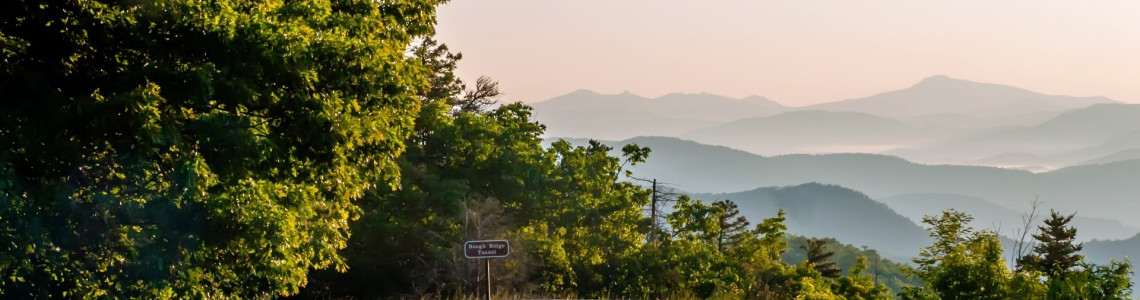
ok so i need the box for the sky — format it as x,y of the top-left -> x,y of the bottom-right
435,1 -> 1140,106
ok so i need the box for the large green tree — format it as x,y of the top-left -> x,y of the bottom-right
0,0 -> 440,298
904,210 -> 1010,300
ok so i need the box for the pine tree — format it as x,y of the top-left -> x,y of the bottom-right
712,199 -> 751,253
804,238 -> 842,279
1018,210 -> 1083,279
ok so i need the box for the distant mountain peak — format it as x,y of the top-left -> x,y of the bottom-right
911,75 -> 983,89
919,74 -> 953,83
561,89 -> 600,97
742,95 -> 777,103
805,76 -> 1116,118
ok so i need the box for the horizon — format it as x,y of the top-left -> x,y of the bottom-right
529,74 -> 1126,107
436,1 -> 1140,105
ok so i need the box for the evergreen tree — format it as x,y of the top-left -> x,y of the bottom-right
712,199 -> 750,253
1018,210 -> 1083,279
803,238 -> 842,279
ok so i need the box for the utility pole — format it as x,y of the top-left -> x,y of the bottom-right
649,178 -> 657,242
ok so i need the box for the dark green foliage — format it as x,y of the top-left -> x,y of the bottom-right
295,36 -> 548,298
1018,210 -> 1084,279
802,238 -> 842,279
1,0 -> 440,298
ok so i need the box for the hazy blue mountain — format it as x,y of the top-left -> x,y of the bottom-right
804,75 -> 1115,118
692,183 -> 931,260
530,90 -> 787,140
889,104 -> 1140,167
1078,149 -> 1140,166
589,136 -> 1140,228
879,193 -> 1139,242
1085,234 -> 1140,265
970,152 -> 1048,166
897,110 -> 1064,130
681,110 -> 947,155
1054,130 -> 1140,166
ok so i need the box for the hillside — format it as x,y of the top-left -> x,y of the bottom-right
681,110 -> 935,155
692,183 -> 931,260
783,235 -> 922,294
1085,234 -> 1140,265
892,104 -> 1140,166
1056,130 -> 1140,166
1078,149 -> 1140,166
593,136 -> 1140,229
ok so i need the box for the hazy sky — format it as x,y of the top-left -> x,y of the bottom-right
436,1 -> 1140,106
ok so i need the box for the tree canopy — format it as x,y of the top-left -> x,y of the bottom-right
1,0 -> 441,297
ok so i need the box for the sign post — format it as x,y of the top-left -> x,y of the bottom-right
465,240 -> 510,300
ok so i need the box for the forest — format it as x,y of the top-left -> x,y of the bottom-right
0,1 -> 1133,299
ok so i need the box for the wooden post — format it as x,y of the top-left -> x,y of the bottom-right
650,179 -> 657,242
485,258 -> 492,300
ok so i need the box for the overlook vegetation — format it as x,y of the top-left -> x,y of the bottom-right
1,1 -> 1135,299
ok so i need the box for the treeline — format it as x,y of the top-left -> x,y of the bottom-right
0,1 -> 1133,299
902,210 -> 1132,300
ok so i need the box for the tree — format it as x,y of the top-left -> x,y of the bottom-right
297,34 -> 551,297
1,0 -> 441,298
712,199 -> 750,253
1018,209 -> 1083,279
1013,209 -> 1133,300
833,257 -> 892,300
516,139 -> 654,298
802,238 -> 842,279
457,76 -> 502,114
906,210 -> 1011,300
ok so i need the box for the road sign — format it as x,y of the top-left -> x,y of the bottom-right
464,240 -> 510,258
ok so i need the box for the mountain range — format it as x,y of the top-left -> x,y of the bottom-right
878,193 -> 1138,242
532,76 -> 1139,170
691,183 -> 931,261
572,136 -> 1140,233
531,90 -> 786,140
801,75 -> 1113,118
539,75 -> 1139,284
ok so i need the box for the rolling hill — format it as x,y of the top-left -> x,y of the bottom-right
588,136 -> 1140,229
691,183 -> 931,260
681,110 -> 941,155
891,104 -> 1140,167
